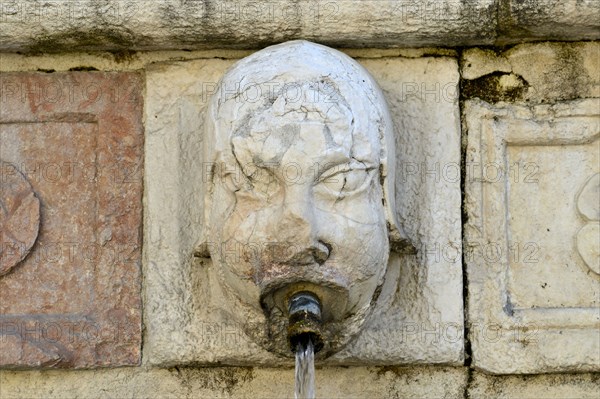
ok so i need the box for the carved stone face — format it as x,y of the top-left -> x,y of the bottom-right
203,41 -> 406,356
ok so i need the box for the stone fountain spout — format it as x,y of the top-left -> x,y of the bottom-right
287,291 -> 324,354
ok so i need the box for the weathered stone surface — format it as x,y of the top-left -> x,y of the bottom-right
461,42 -> 600,103
339,56 -> 463,365
0,366 -> 468,399
143,57 -> 235,366
499,0 -> 600,44
0,49 -> 459,75
1,0 -> 496,51
144,49 -> 463,366
468,371 -> 600,399
0,161 -> 40,276
2,1 -> 598,52
3,365 -> 600,398
0,72 -> 143,368
576,173 -> 600,275
464,98 -> 600,373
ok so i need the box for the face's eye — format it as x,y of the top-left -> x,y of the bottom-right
316,163 -> 373,198
219,162 -> 282,203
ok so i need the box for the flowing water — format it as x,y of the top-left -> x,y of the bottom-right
294,339 -> 316,399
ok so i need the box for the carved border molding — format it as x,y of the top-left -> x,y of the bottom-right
465,98 -> 600,374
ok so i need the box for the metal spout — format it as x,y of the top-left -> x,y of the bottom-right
287,291 -> 324,354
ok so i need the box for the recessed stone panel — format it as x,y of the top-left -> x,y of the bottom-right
464,98 -> 600,373
144,56 -> 463,366
0,72 -> 143,368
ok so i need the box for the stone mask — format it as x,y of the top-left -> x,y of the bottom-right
198,40 -> 410,357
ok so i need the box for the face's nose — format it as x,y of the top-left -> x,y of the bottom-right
273,187 -> 331,266
287,240 -> 330,265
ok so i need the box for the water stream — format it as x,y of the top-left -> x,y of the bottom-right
294,338 -> 316,399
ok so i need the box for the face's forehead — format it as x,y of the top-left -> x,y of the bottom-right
229,92 -> 380,176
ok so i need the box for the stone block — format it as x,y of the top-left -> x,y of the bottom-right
461,42 -> 600,103
0,366 -> 468,399
1,1 -> 599,52
144,55 -> 463,366
468,371 -> 600,399
499,0 -> 600,43
0,72 -> 143,368
464,98 -> 600,373
0,0 -> 496,51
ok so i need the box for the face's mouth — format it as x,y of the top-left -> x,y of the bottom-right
259,279 -> 349,323
254,258 -> 353,284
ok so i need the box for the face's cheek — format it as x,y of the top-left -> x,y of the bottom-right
315,185 -> 389,310
210,186 -> 258,307
317,204 -> 387,277
213,186 -> 280,284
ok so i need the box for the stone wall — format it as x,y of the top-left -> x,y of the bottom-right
1,0 -> 599,51
1,2 -> 599,397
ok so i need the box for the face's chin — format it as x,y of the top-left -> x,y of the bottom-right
212,251 -> 388,358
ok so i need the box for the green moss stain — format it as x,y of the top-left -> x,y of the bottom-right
540,44 -> 587,101
28,29 -> 137,54
461,72 -> 529,103
169,366 -> 255,396
110,50 -> 138,63
68,66 -> 100,71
